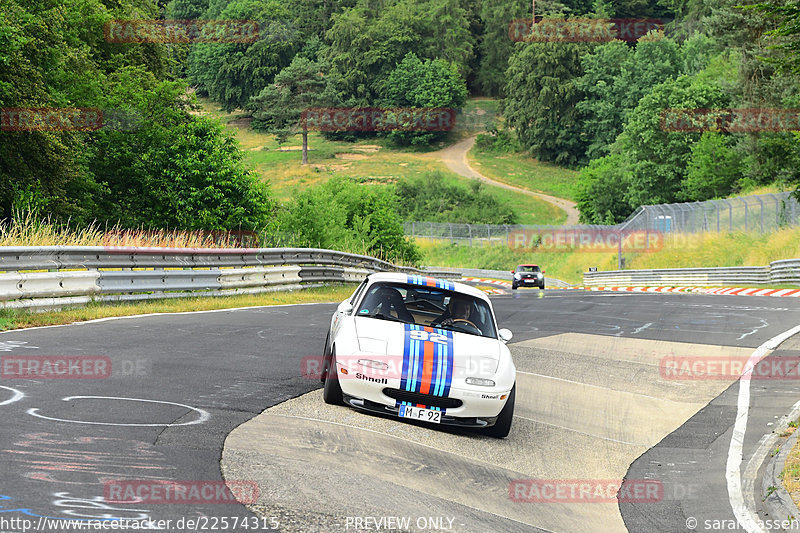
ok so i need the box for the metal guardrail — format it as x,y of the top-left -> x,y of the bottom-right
583,260 -> 800,287
0,246 -> 461,309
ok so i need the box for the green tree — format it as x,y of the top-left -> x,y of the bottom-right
89,66 -> 275,230
382,52 -> 467,145
504,36 -> 594,166
187,0 -> 299,111
477,0 -> 528,96
751,0 -> 800,74
615,74 -> 731,208
683,132 -> 743,200
249,56 -> 337,164
325,0 -> 473,105
576,33 -> 682,161
574,153 -> 632,223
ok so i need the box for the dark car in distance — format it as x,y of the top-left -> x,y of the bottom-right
511,264 -> 545,290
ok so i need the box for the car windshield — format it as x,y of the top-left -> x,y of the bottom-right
355,282 -> 498,339
517,265 -> 540,272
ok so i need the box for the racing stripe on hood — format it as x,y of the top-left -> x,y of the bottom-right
406,275 -> 454,291
399,324 -> 454,411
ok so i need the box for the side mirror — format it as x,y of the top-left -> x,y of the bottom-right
510,270 -> 515,274
542,270 -> 546,274
337,301 -> 353,314
498,328 -> 513,343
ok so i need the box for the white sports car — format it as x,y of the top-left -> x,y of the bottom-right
321,272 -> 516,438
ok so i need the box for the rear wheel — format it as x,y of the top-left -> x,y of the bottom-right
323,350 -> 343,405
486,384 -> 515,438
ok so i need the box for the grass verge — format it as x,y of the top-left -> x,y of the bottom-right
781,423 -> 800,506
468,149 -> 580,201
0,284 -> 356,332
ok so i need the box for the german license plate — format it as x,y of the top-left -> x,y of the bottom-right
399,404 -> 441,424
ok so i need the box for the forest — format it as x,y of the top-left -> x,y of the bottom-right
1,0 -> 798,260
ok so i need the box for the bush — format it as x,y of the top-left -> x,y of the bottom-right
267,177 -> 421,265
475,129 -> 520,153
394,173 -> 517,224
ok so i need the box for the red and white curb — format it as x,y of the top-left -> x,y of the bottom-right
700,287 -> 800,297
462,277 -> 511,294
461,278 -> 800,298
574,286 -> 800,297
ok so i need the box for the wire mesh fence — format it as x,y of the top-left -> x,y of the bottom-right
404,192 -> 800,244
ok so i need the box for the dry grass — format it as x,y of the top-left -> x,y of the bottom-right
0,284 -> 356,332
0,211 -> 257,248
781,433 -> 800,505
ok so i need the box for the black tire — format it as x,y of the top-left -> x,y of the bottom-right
320,332 -> 331,383
540,282 -> 545,290
486,384 -> 515,438
323,350 -> 344,405
511,283 -> 518,290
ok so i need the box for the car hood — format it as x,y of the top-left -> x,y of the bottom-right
353,317 -> 501,368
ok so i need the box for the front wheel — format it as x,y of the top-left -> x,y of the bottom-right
511,283 -> 518,290
540,282 -> 545,290
323,351 -> 344,405
486,384 -> 515,438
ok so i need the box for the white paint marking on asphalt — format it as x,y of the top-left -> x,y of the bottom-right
512,414 -> 648,446
0,340 -> 38,352
0,385 -> 24,406
632,323 -> 653,335
515,371 -> 667,402
727,324 -> 800,533
267,413 -> 560,533
26,396 -> 210,427
737,318 -> 770,341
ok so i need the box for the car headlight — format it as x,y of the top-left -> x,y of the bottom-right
466,377 -> 496,387
358,359 -> 388,370
513,273 -> 521,280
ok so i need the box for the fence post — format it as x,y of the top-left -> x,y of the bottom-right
756,196 -> 764,233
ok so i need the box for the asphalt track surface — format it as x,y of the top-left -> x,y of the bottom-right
0,290 -> 799,532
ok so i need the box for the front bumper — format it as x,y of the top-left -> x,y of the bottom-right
344,394 -> 498,428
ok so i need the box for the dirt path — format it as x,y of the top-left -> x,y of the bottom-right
435,136 -> 580,225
